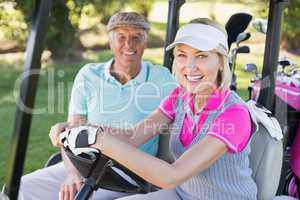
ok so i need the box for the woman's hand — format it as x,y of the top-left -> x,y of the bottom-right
58,125 -> 100,155
49,122 -> 71,147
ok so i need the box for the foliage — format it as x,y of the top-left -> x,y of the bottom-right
10,0 -> 78,59
281,1 -> 300,54
128,0 -> 154,18
46,0 -> 77,59
254,0 -> 300,54
0,0 -> 154,59
0,2 -> 28,48
91,0 -> 127,24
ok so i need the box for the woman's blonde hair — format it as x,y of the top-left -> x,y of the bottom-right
217,53 -> 232,90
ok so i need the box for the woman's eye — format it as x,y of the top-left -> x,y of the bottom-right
197,54 -> 208,58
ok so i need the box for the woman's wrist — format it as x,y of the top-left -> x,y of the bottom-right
94,126 -> 105,151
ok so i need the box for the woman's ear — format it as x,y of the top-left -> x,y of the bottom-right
171,60 -> 177,76
218,54 -> 224,70
172,47 -> 176,56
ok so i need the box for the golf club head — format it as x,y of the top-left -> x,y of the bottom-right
237,45 -> 250,54
226,12 -> 253,49
236,32 -> 251,46
278,56 -> 292,68
244,63 -> 257,72
252,18 -> 268,34
292,69 -> 300,79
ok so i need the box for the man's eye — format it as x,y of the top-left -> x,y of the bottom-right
117,35 -> 126,41
176,54 -> 186,57
132,36 -> 140,42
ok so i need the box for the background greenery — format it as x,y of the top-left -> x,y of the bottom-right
1,0 -> 299,58
1,0 -> 300,188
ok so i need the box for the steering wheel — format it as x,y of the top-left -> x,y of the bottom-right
64,148 -> 152,200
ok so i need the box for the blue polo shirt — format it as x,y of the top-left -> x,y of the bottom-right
69,59 -> 177,155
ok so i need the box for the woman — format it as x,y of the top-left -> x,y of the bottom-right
51,18 -> 258,200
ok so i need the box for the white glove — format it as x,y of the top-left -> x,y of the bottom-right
60,126 -> 100,155
247,100 -> 283,140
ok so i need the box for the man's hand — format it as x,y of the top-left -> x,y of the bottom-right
49,122 -> 70,147
59,173 -> 83,200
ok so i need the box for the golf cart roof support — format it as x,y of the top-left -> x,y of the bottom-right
163,0 -> 185,72
5,0 -> 52,199
257,0 -> 288,111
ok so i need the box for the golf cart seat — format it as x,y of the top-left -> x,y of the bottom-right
249,122 -> 283,200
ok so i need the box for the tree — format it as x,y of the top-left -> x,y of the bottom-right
255,0 -> 300,55
1,0 -> 155,59
0,1 -> 28,52
281,0 -> 300,54
45,0 -> 78,59
128,0 -> 154,18
13,0 -> 78,59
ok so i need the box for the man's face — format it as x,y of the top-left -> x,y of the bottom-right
109,27 -> 147,67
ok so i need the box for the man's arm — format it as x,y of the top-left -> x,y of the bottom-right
58,114 -> 87,200
50,114 -> 87,175
62,114 -> 87,174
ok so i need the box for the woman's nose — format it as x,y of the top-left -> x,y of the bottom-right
186,59 -> 197,70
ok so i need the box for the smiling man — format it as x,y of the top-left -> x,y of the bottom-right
19,12 -> 177,200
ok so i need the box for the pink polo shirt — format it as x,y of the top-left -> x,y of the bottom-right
159,86 -> 252,153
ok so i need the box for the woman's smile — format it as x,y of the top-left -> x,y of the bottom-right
185,74 -> 204,82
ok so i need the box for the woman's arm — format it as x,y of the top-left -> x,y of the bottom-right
50,109 -> 171,148
93,133 -> 227,189
101,109 -> 172,147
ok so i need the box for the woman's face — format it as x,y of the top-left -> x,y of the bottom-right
173,44 -> 223,96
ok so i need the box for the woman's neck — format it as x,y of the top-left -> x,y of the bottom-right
194,95 -> 207,112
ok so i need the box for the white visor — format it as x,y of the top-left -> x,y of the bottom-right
166,23 -> 228,55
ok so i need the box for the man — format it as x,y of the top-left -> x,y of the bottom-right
19,12 -> 176,200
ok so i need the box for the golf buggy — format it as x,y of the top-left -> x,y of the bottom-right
3,0 -> 290,200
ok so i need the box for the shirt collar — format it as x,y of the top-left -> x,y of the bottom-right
204,89 -> 230,110
131,61 -> 147,84
182,88 -> 230,113
103,58 -> 147,84
103,58 -> 115,81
